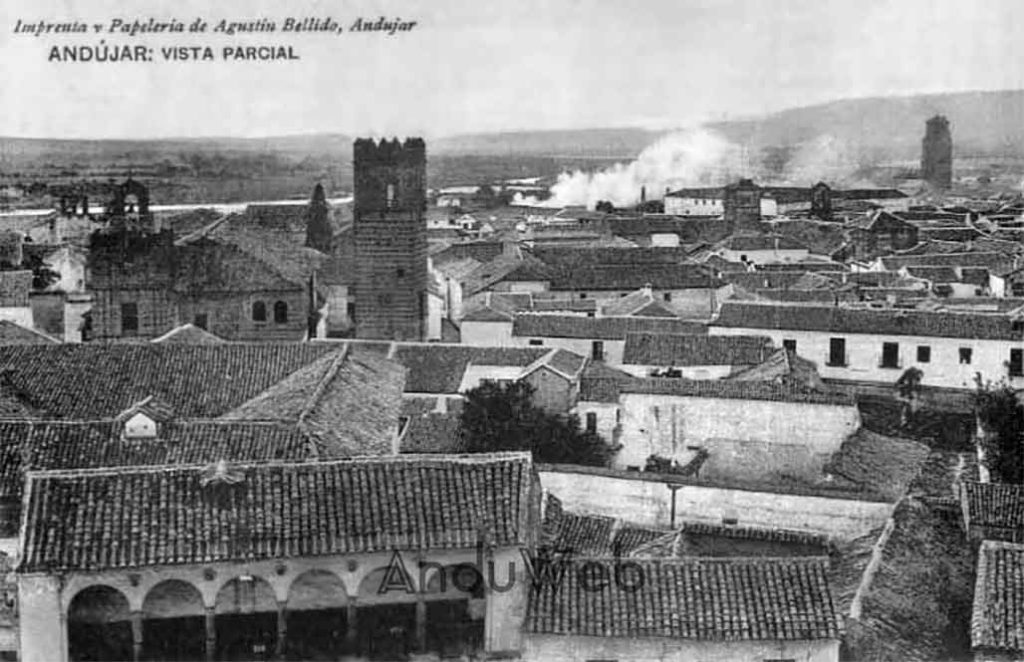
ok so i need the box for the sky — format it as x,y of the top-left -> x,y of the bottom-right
1,0 -> 1023,139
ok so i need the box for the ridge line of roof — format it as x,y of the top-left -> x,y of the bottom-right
23,451 -> 535,479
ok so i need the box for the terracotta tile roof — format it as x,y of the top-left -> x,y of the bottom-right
392,344 -> 549,394
623,333 -> 773,366
962,481 -> 1024,533
520,349 -> 587,382
547,511 -> 615,555
620,377 -> 856,406
824,429 -> 931,501
171,237 -> 307,293
847,210 -> 918,232
727,347 -> 825,389
531,246 -> 695,266
578,362 -> 636,403
713,301 -> 1024,340
549,264 -> 723,291
530,298 -> 598,313
526,556 -> 839,641
182,214 -> 327,293
399,413 -> 465,454
22,420 -> 310,471
19,452 -> 536,572
430,241 -> 506,265
541,494 -> 668,557
220,347 -> 406,458
600,288 -> 668,317
630,522 -> 830,559
610,526 -> 669,556
513,313 -> 706,340
151,323 -> 227,344
0,419 -> 314,528
722,234 -> 808,251
905,266 -> 961,283
961,267 -> 991,287
972,540 -> 1024,653
0,344 -> 340,419
0,321 -> 58,345
880,251 -> 1014,272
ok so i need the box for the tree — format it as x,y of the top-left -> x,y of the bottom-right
595,200 -> 615,213
461,380 -> 614,467
895,367 -> 924,427
974,376 -> 1024,483
304,183 -> 333,252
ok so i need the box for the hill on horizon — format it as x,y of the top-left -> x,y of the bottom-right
3,89 -> 1022,164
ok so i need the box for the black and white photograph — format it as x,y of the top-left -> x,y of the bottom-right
1,1 -> 1024,660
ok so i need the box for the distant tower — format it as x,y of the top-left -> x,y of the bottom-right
921,115 -> 953,190
353,138 -> 428,341
723,178 -> 762,231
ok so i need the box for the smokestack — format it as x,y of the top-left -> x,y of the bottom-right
641,186 -> 646,204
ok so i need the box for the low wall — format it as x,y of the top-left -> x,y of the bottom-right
539,466 -> 893,541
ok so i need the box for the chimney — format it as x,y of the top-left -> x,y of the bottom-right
642,282 -> 653,298
641,186 -> 647,204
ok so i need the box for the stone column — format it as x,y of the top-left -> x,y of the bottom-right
415,598 -> 427,653
130,611 -> 143,662
276,600 -> 287,660
346,600 -> 358,654
204,607 -> 216,662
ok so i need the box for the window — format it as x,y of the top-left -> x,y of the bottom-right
528,339 -> 543,346
663,292 -> 672,302
722,517 -> 738,525
273,301 -> 288,324
396,268 -> 405,278
252,301 -> 267,322
881,342 -> 900,369
783,339 -> 797,353
591,340 -> 605,362
1011,349 -> 1024,377
585,412 -> 597,434
917,345 -> 931,363
959,347 -> 973,365
828,338 -> 846,367
579,293 -> 588,300
193,313 -> 208,330
121,302 -> 138,336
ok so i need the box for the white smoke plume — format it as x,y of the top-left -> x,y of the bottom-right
776,134 -> 871,187
541,128 -> 745,209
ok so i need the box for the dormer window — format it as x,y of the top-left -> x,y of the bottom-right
123,412 -> 157,439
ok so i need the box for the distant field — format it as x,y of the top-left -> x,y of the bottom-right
0,149 -> 625,206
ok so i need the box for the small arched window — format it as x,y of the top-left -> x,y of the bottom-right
252,301 -> 266,322
273,301 -> 288,324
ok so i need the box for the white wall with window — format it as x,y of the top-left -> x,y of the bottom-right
712,325 -> 1024,389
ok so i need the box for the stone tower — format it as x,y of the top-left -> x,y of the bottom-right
921,115 -> 952,190
723,178 -> 762,231
353,137 -> 428,341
